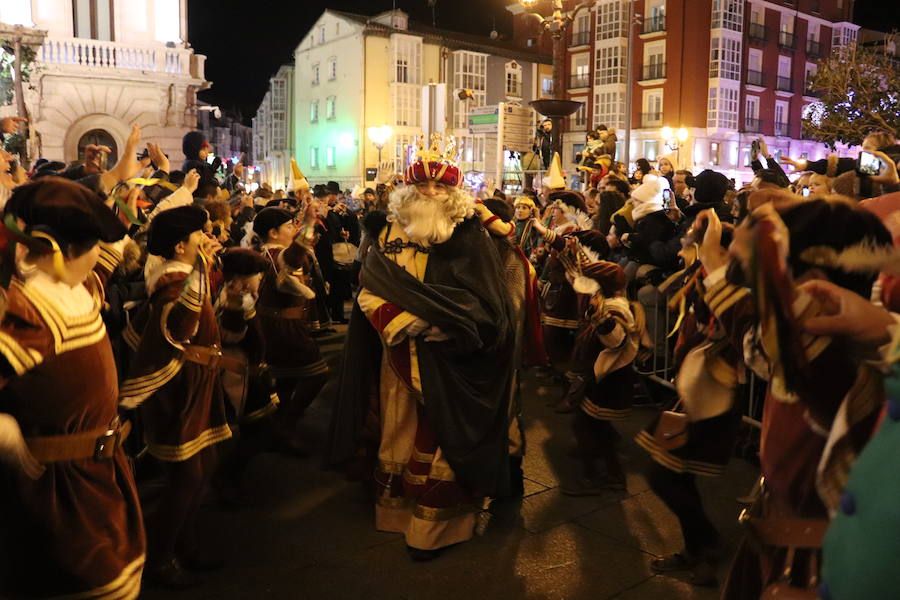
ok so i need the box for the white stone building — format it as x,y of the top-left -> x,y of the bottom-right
1,0 -> 208,165
251,64 -> 293,190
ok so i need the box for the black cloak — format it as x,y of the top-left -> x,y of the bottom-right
327,214 -> 515,497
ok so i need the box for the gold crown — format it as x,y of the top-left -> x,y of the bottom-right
415,133 -> 458,164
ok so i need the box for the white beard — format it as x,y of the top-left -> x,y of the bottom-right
391,195 -> 459,246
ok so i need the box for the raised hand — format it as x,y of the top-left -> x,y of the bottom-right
181,169 -> 200,194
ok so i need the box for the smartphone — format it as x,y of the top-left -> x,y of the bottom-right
801,187 -> 810,197
751,139 -> 760,154
857,151 -> 883,176
662,189 -> 672,202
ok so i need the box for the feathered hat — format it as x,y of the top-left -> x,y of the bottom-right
573,261 -> 626,296
404,134 -> 462,187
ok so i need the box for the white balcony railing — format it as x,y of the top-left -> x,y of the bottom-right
38,37 -> 202,79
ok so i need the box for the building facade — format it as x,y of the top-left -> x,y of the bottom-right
1,0 -> 207,164
516,0 -> 859,183
259,9 -> 551,189
251,64 -> 293,189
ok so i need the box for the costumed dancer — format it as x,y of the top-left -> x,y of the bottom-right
0,178 -> 144,599
253,207 -> 329,457
329,136 -> 515,560
214,248 -> 280,502
561,260 -> 638,496
120,205 -> 232,588
633,215 -> 741,587
696,200 -> 890,599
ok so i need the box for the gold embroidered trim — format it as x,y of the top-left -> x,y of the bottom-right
16,280 -> 107,354
634,431 -> 725,477
413,503 -> 479,522
243,394 -> 280,423
0,330 -> 43,375
52,553 -> 144,600
541,316 -> 580,329
147,424 -> 233,462
580,402 -> 631,421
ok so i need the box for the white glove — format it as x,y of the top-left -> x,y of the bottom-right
404,317 -> 430,337
0,414 -> 44,480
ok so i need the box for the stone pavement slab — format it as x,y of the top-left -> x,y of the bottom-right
141,330 -> 760,600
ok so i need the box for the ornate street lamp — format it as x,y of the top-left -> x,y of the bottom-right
507,0 -> 591,158
661,126 -> 689,168
367,125 -> 393,166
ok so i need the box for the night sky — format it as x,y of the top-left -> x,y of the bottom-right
188,0 -> 899,123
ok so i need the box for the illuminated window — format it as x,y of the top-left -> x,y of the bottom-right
505,61 -> 522,97
643,140 -> 659,162
453,51 -> 487,129
0,1 -> 33,26
73,0 -> 115,41
392,35 -> 422,84
595,44 -> 626,85
596,0 -> 627,40
326,96 -> 336,120
393,86 -> 420,127
711,0 -> 743,32
710,142 -> 720,165
593,90 -> 625,129
310,101 -> 319,122
326,147 -> 336,168
709,36 -> 742,80
310,147 -> 319,169
707,86 -> 739,129
541,77 -> 553,95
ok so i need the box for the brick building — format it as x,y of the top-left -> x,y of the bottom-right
513,0 -> 859,183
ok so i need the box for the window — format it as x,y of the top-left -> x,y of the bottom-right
808,23 -> 819,42
832,26 -> 857,50
711,0 -> 743,32
392,35 -> 422,84
643,41 -> 665,79
643,90 -> 663,126
312,64 -> 320,85
326,96 -> 336,120
571,103 -> 588,129
643,140 -> 659,162
572,11 -> 591,45
328,57 -> 337,80
154,0 -> 181,43
595,44 -> 627,85
745,96 -> 760,130
709,36 -> 741,80
506,61 -> 523,97
707,86 -> 739,129
596,0 -> 627,40
394,135 -> 416,165
541,77 -> 553,95
326,147 -> 336,168
709,142 -> 720,165
775,100 -> 789,131
804,63 -> 817,94
593,90 -> 625,129
310,147 -> 319,169
319,25 -> 326,44
310,100 -> 319,122
750,6 -> 763,26
778,55 -> 792,78
453,51 -> 487,128
748,48 -> 762,72
458,136 -> 485,168
571,55 -> 590,87
780,14 -> 794,35
73,0 -> 114,41
393,85 -> 421,128
0,1 -> 33,26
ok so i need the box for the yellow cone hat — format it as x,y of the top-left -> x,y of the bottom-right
545,152 -> 566,190
291,157 -> 310,192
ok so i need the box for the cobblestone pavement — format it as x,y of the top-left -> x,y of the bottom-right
141,327 -> 759,600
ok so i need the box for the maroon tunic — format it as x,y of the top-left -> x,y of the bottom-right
120,259 -> 231,462
0,270 -> 144,599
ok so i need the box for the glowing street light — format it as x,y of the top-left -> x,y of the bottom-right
367,125 -> 393,165
661,126 -> 689,167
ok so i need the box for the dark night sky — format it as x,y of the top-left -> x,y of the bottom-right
188,0 -> 899,123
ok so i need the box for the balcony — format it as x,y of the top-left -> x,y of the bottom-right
748,23 -> 767,43
570,30 -> 591,47
743,118 -> 763,133
774,121 -> 790,137
804,84 -> 820,97
746,69 -> 765,86
640,63 -> 666,81
38,37 -> 204,80
569,73 -> 590,89
806,39 -> 821,57
776,76 -> 793,92
641,112 -> 663,127
642,16 -> 666,34
779,31 -> 795,50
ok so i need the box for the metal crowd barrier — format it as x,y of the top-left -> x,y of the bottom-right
631,282 -> 763,431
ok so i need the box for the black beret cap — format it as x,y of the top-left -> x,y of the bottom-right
221,247 -> 268,278
252,207 -> 293,238
146,205 -> 208,256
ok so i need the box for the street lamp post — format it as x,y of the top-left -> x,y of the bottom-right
661,126 -> 689,168
507,0 -> 591,158
367,125 -> 393,168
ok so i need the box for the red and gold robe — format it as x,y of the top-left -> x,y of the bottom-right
0,242 -> 144,599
